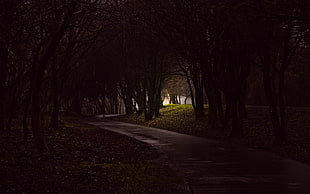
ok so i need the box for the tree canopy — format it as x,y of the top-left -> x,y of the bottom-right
0,0 -> 309,151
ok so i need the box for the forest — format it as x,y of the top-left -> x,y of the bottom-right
1,0 -> 309,150
1,0 -> 310,193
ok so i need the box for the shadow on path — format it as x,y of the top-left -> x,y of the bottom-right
87,118 -> 310,194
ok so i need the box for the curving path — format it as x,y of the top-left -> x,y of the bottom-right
87,118 -> 310,194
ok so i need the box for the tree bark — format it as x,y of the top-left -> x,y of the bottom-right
119,82 -> 134,116
50,65 -> 59,129
145,86 -> 155,121
229,94 -> 244,137
261,36 -> 289,145
0,91 -> 5,133
190,64 -> 204,119
23,89 -> 31,144
154,88 -> 162,118
30,3 -> 75,152
0,46 -> 8,133
0,85 -> 5,133
194,86 -> 204,119
274,22 -> 291,145
124,97 -> 134,116
135,88 -> 145,115
5,89 -> 16,135
204,77 -> 223,128
262,60 -> 285,145
31,85 -> 47,152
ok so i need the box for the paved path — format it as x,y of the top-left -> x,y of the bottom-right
87,119 -> 310,194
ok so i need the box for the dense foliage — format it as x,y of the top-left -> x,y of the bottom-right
0,0 -> 309,149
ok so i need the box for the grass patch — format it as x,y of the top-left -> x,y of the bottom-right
116,104 -> 310,165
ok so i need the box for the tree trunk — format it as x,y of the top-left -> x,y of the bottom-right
205,79 -> 221,128
274,22 -> 291,145
154,75 -> 163,118
30,4 -> 75,152
136,92 -> 144,115
206,88 -> 224,128
120,83 -> 134,116
262,64 -> 285,145
184,96 -> 188,104
112,95 -> 119,114
23,90 -> 31,144
6,94 -> 15,135
170,94 -> 177,104
191,64 -> 204,120
224,94 -> 232,128
31,85 -> 47,152
50,65 -> 59,129
0,85 -> 4,133
186,74 -> 195,108
239,81 -> 248,120
194,86 -> 204,119
276,69 -> 287,144
193,68 -> 204,120
142,88 -> 151,121
0,46 -> 8,133
154,90 -> 162,118
0,97 -> 4,133
145,88 -> 155,121
180,60 -> 204,119
229,95 -> 243,137
216,91 -> 225,126
6,116 -> 12,135
124,97 -> 134,116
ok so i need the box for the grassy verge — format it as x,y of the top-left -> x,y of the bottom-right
115,104 -> 310,165
0,116 -> 185,194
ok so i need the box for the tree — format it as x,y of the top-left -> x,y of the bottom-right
120,25 -> 167,120
21,0 -> 76,152
0,0 -> 31,135
210,1 -> 255,136
253,0 -> 309,144
138,0 -> 208,119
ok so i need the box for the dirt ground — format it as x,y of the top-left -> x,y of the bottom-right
0,117 -> 186,194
